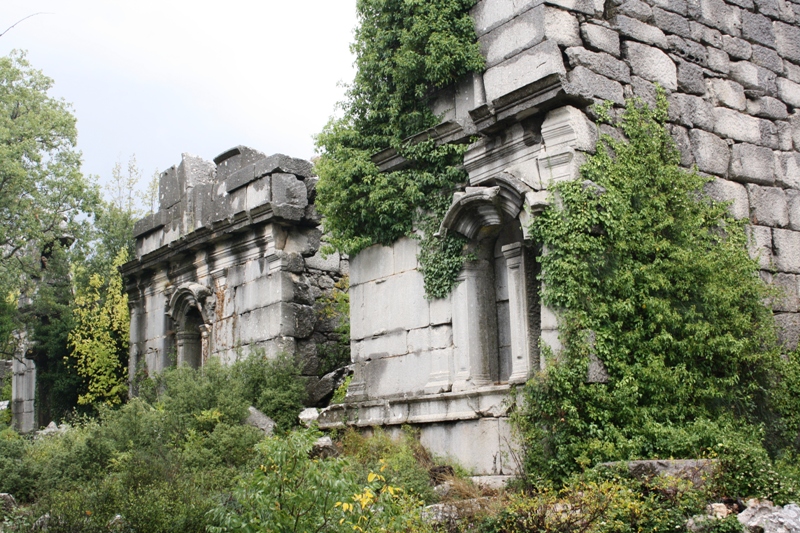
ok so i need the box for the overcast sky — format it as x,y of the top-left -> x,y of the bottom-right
1,1 -> 358,192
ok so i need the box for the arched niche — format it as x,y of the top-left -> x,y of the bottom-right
440,174 -> 542,388
166,283 -> 213,369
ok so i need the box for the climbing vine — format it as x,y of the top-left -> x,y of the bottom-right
517,93 -> 800,491
314,0 -> 484,298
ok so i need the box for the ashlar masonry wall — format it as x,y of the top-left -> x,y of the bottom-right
122,147 -> 346,399
319,0 -> 800,477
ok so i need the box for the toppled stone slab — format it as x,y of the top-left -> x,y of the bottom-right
738,500 -> 800,533
298,407 -> 320,427
245,406 -> 275,435
599,459 -> 717,488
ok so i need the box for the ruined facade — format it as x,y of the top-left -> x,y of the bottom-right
120,147 -> 346,398
317,0 -> 800,477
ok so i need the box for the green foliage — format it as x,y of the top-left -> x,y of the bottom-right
519,93 -> 798,491
315,0 -> 483,297
209,429 -> 431,533
317,275 -> 352,374
68,248 -> 130,406
341,426 -> 439,504
0,51 -> 98,295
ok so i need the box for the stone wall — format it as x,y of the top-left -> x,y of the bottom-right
320,0 -> 800,476
122,147 -> 346,397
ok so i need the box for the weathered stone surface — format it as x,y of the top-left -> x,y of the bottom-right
714,107 -> 763,144
769,272 -> 799,311
246,406 -> 275,435
755,0 -> 796,21
690,21 -> 723,47
777,77 -> 800,107
653,7 -> 693,37
704,177 -> 749,218
792,112 -> 800,151
565,46 -> 632,82
710,78 -> 747,109
730,61 -> 778,94
742,11 -> 776,48
691,129 -> 731,175
624,41 -> 677,89
748,184 -> 788,226
602,459 -> 717,488
730,143 -> 776,184
670,93 -> 715,129
773,228 -> 800,272
752,44 -> 785,73
785,60 -> 800,83
567,66 -> 626,104
747,96 -> 789,119
706,46 -> 731,72
618,0 -> 653,21
787,190 -> 800,230
613,15 -> 669,47
652,0 -> 689,15
775,151 -> 800,189
747,224 -> 773,268
687,0 -> 742,36
544,7 -> 582,47
478,6 -> 546,67
483,40 -> 566,104
738,501 -> 800,533
544,0 -> 604,15
776,313 -> 800,350
677,60 -> 707,94
470,0 -> 539,36
668,35 -> 709,65
722,34 -> 752,59
580,23 -> 621,56
774,21 -> 800,63
669,124 -> 695,166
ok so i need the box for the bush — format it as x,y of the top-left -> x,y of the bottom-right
519,93 -> 798,491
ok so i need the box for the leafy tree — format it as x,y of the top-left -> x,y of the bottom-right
0,50 -> 97,297
68,249 -> 129,406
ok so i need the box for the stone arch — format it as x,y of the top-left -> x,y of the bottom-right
166,283 -> 213,369
441,174 -> 543,387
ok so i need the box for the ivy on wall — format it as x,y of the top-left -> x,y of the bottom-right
517,93 -> 800,490
314,0 -> 484,298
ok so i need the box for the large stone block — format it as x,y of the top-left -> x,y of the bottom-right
618,0 -> 653,21
419,418 -> 516,476
709,78 -> 746,110
478,5 -> 546,67
363,351 -> 431,397
752,44 -> 785,73
623,41 -> 677,90
430,296 -> 452,326
741,11 -> 776,48
704,177 -> 749,219
581,23 -> 621,57
544,0 -> 604,14
775,152 -> 800,189
566,66 -> 625,104
653,7 -> 692,37
566,46 -> 632,82
669,124 -> 695,167
713,107 -> 763,144
271,173 -> 308,221
773,228 -> 800,273
690,21 -> 723,47
747,184 -> 788,227
393,236 -> 419,273
159,166 -> 181,211
729,61 -> 778,94
746,224 -> 773,268
483,40 -> 566,104
691,129 -> 731,175
775,312 -> 800,350
245,175 -> 271,211
777,77 -> 800,108
730,143 -> 776,184
722,34 -> 752,60
669,93 -> 715,129
652,0 -> 689,15
544,7 -> 582,47
770,272 -> 799,312
677,60 -> 706,95
612,15 -> 669,47
470,0 -> 540,36
354,270 -> 430,339
747,96 -> 789,119
754,0 -> 795,21
774,21 -> 800,63
350,243 -> 394,284
706,46 -> 731,73
687,0 -> 742,36
792,112 -> 800,151
359,330 -> 409,360
788,190 -> 800,230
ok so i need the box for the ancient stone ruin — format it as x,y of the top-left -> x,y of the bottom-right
317,0 -> 800,479
14,0 -> 799,481
120,147 -> 347,402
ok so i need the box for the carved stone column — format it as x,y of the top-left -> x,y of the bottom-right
452,260 -> 497,390
502,243 -> 533,384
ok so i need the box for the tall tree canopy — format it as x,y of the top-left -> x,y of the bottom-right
0,50 -> 96,296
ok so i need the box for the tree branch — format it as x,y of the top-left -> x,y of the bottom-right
0,12 -> 53,39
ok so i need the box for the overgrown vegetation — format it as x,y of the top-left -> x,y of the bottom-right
314,0 -> 484,298
515,94 -> 800,502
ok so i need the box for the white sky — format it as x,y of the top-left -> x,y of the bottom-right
1,1 -> 358,190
